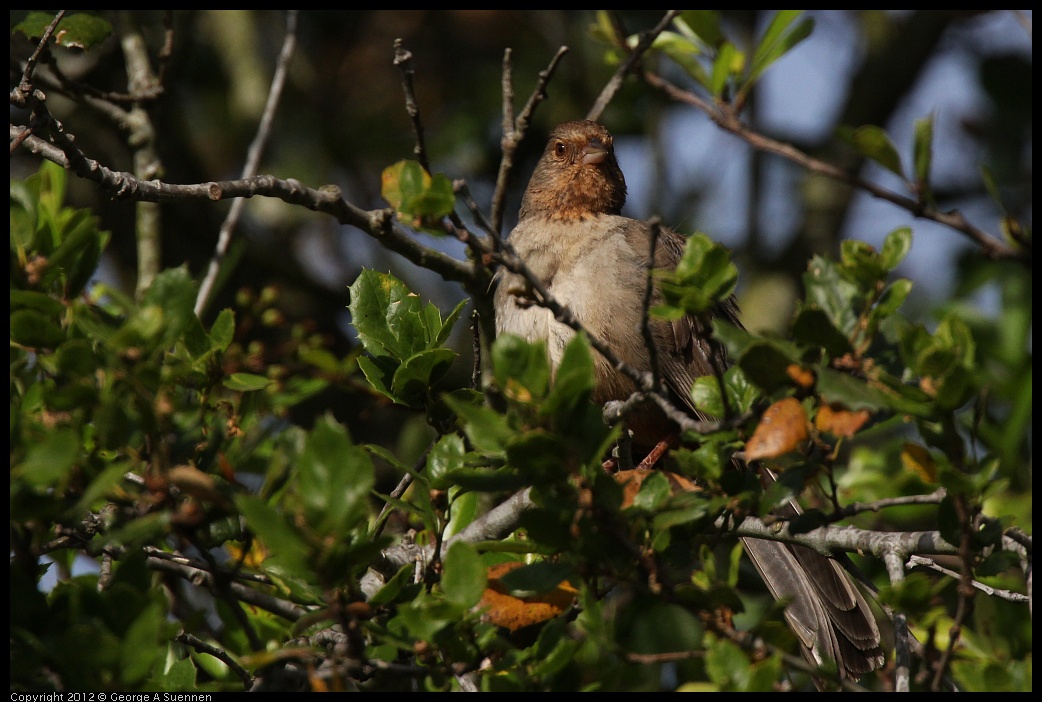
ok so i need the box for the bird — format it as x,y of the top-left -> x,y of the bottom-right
493,119 -> 884,683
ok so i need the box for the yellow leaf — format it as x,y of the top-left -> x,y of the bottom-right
901,442 -> 937,483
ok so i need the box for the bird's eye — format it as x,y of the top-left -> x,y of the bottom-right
554,142 -> 567,158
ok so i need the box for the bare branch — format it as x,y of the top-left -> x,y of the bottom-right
195,10 -> 299,316
14,10 -> 66,100
13,128 -> 475,286
146,554 -> 308,622
642,70 -> 1027,263
907,555 -> 1030,603
491,46 -> 570,236
393,38 -> 430,173
177,631 -> 254,690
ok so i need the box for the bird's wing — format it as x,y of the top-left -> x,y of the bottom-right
624,219 -> 884,681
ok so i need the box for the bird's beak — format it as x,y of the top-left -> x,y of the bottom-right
581,138 -> 610,165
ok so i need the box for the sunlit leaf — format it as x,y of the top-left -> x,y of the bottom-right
745,11 -> 813,89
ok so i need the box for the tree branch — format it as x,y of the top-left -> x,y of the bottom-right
641,70 -> 1028,263
195,10 -> 299,317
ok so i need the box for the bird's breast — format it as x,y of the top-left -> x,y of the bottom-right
494,215 -> 651,385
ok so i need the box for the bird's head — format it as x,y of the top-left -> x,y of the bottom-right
519,120 -> 627,221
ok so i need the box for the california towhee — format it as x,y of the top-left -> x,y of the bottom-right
494,120 -> 884,681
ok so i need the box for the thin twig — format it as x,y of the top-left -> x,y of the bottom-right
15,10 -> 65,96
177,631 -> 254,690
491,46 -> 570,236
641,70 -> 1026,262
146,555 -> 308,622
14,128 -> 475,285
883,550 -> 912,692
586,10 -> 681,123
393,38 -> 430,173
907,555 -> 1029,603
195,10 -> 299,317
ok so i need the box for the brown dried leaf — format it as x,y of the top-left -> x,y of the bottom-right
477,562 -> 578,632
745,397 -> 808,461
814,403 -> 871,438
785,363 -> 816,389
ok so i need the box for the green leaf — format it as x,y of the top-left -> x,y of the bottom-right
530,618 -> 582,678
631,471 -> 671,511
913,114 -> 934,194
679,10 -> 726,47
157,655 -> 198,691
441,541 -> 487,608
803,255 -> 860,337
369,564 -> 416,606
705,638 -> 754,690
296,415 -> 374,536
621,599 -> 703,654
356,355 -> 395,401
746,11 -> 813,88
380,160 -> 455,220
492,333 -> 552,404
391,348 -> 456,404
10,184 -> 39,255
67,227 -> 108,298
209,308 -> 235,352
9,290 -> 64,318
234,495 -> 312,581
543,333 -> 596,417
650,31 -> 710,88
223,372 -> 273,391
137,266 -> 199,351
435,298 -> 468,347
348,269 -> 456,368
870,278 -> 913,322
791,307 -> 853,359
845,124 -> 905,178
427,433 -> 467,491
817,367 -> 930,416
656,233 -> 738,317
13,427 -> 78,488
119,601 -> 167,685
443,394 -> 512,456
710,42 -> 742,98
880,226 -> 913,271
349,269 -> 411,358
41,209 -> 93,269
10,308 -> 65,349
690,365 -> 756,418
13,12 -> 113,50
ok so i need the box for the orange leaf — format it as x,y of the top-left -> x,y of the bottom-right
814,403 -> 871,438
900,442 -> 937,483
477,562 -> 578,632
745,397 -> 808,461
785,363 -> 815,389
